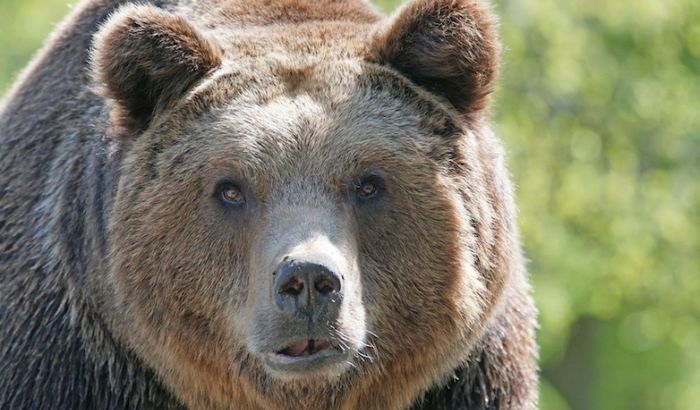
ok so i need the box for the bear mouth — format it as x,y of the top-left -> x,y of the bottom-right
277,339 -> 333,357
265,338 -> 348,375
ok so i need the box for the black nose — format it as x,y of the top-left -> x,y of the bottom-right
273,259 -> 343,320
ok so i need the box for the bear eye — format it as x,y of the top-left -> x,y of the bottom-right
355,175 -> 383,201
219,183 -> 245,205
358,181 -> 377,199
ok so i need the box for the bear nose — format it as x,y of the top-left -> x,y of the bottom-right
273,259 -> 343,319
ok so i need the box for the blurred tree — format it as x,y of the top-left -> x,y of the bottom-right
492,1 -> 700,408
2,0 -> 699,409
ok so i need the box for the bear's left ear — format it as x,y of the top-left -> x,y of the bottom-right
371,0 -> 500,116
91,4 -> 222,137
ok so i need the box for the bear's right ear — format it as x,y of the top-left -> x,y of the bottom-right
91,5 -> 222,137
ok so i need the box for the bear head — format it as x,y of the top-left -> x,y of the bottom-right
90,1 -> 511,408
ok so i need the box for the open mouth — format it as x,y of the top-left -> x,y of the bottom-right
265,339 -> 348,374
277,339 -> 333,357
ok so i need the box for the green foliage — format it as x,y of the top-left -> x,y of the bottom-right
0,0 -> 70,94
2,1 -> 698,409
494,1 -> 700,408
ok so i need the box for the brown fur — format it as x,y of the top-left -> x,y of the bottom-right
0,0 -> 537,409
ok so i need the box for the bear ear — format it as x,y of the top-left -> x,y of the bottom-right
91,4 -> 222,137
371,0 -> 500,116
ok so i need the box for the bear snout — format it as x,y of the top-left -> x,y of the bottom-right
254,258 -> 354,378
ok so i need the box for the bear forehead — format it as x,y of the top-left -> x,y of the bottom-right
168,58 -> 462,151
146,59 -> 462,181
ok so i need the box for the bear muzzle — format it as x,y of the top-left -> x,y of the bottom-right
263,258 -> 350,376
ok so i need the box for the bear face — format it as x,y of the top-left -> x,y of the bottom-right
107,59 -> 492,408
89,1 -> 514,408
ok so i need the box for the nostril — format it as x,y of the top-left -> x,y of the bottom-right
280,275 -> 304,296
314,274 -> 340,295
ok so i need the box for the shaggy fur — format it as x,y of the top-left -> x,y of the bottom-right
0,0 -> 537,409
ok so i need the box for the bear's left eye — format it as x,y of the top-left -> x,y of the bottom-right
218,183 -> 245,206
358,181 -> 377,199
355,175 -> 383,201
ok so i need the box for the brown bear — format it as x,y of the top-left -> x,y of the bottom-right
0,0 -> 538,408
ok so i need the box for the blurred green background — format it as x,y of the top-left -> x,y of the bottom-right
1,0 -> 698,408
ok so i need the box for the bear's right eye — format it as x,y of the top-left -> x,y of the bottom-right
218,183 -> 245,206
